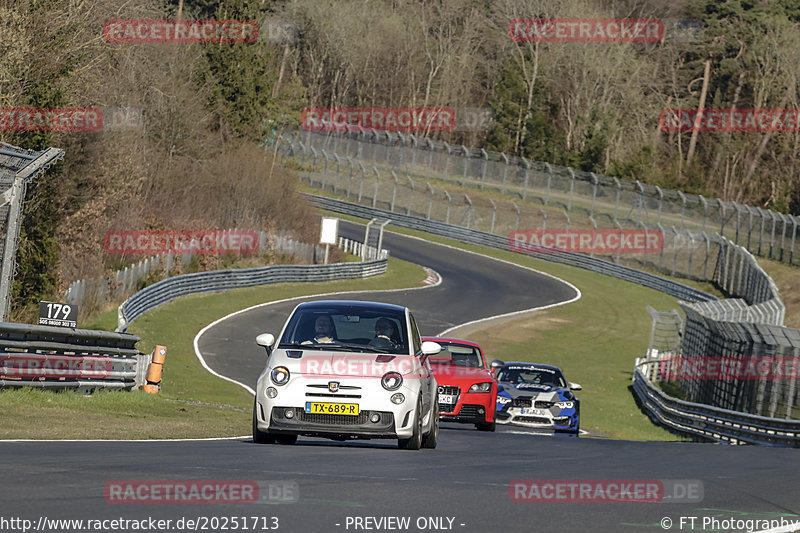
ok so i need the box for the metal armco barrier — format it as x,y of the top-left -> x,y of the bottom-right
306,193 -> 800,445
0,322 -> 148,392
117,257 -> 388,332
304,193 -> 715,303
633,360 -> 800,446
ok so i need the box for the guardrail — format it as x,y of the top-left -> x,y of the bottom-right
633,358 -> 800,446
117,253 -> 388,332
0,322 -> 148,393
305,192 -> 800,445
305,193 -> 716,303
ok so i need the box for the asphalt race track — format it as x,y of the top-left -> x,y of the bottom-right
195,220 -> 580,391
2,222 -> 799,533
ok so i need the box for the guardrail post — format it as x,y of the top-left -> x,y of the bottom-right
791,216 -> 798,265
636,181 -> 645,224
461,145 -> 470,187
357,162 -> 366,202
702,231 -> 711,279
563,209 -> 570,231
590,173 -> 599,218
480,149 -> 489,190
589,216 -> 597,257
489,199 -> 497,234
426,138 -> 434,171
390,170 -> 398,212
406,174 -> 415,215
677,191 -> 686,230
426,182 -> 435,220
769,211 -> 778,260
615,220 -> 624,264
699,195 -> 708,232
443,142 -> 452,177
409,134 -> 418,170
501,153 -> 510,194
522,158 -> 531,200
513,202 -> 520,231
372,166 -> 380,208
758,208 -> 766,256
613,177 -> 622,222
719,199 -> 727,238
464,194 -> 473,229
397,132 -> 406,170
657,223 -> 666,269
655,186 -> 664,226
444,190 -> 452,224
779,213 -> 789,262
544,163 -> 553,205
734,203 -> 743,244
333,153 -> 341,193
540,208 -> 547,231
321,149 -> 329,189
567,168 -> 576,212
346,156 -> 354,199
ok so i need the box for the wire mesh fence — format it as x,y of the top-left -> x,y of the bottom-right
284,130 -> 800,423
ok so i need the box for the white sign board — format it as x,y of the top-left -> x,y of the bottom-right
320,217 -> 339,245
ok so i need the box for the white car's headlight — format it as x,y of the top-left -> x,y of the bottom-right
270,366 -> 290,385
381,371 -> 403,391
556,401 -> 574,409
469,382 -> 493,393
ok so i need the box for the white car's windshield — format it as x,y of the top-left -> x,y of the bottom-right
279,304 -> 408,354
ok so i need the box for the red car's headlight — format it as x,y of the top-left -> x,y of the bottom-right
468,382 -> 493,393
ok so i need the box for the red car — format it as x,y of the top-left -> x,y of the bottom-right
423,336 -> 499,432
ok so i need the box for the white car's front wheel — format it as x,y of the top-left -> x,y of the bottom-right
421,395 -> 439,449
398,397 -> 423,450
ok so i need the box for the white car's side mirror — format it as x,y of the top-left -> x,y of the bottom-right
420,341 -> 442,356
256,333 -> 276,348
569,382 -> 582,391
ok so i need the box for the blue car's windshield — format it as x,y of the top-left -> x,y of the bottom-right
496,366 -> 566,388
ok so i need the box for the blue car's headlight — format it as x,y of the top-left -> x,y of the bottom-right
469,382 -> 493,393
556,401 -> 574,409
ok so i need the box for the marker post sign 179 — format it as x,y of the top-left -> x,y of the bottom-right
38,301 -> 78,328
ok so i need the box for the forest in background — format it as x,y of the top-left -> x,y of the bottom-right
1,0 -> 799,318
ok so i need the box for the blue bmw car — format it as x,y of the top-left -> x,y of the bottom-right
494,362 -> 581,433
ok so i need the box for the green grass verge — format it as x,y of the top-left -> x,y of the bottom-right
0,257 -> 427,439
